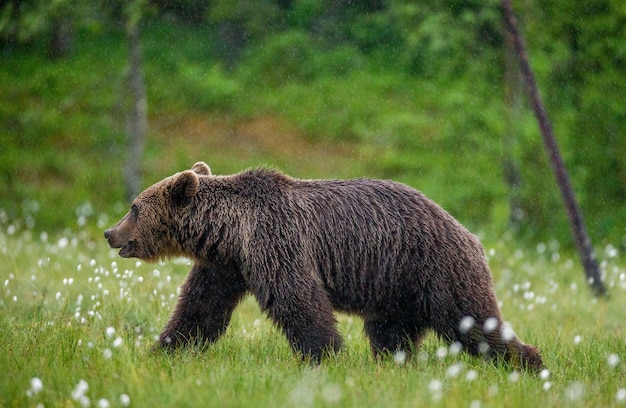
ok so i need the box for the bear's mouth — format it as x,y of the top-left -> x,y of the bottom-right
118,241 -> 135,258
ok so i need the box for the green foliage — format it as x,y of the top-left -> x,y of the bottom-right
285,0 -> 325,29
150,0 -> 210,23
178,63 -> 240,110
209,0 -> 283,37
1,0 -> 74,42
239,30 -> 321,85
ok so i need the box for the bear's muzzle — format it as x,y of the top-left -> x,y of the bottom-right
104,229 -> 134,258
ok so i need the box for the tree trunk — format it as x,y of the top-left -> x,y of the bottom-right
503,28 -> 523,232
500,0 -> 606,297
124,16 -> 147,202
48,18 -> 74,59
216,20 -> 247,71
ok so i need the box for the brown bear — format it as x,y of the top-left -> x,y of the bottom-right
104,162 -> 543,370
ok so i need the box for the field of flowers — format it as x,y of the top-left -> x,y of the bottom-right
1,207 -> 625,407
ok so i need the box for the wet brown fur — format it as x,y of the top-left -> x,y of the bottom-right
105,162 -> 543,371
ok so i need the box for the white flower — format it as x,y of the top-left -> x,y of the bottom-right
565,381 -> 585,401
105,327 -> 116,338
393,350 -> 407,365
72,379 -> 89,401
446,363 -> 462,378
57,237 -> 69,249
112,337 -> 123,348
483,317 -> 498,333
428,379 -> 442,393
608,353 -> 620,367
30,377 -> 43,395
321,383 -> 342,404
465,369 -> 478,382
459,316 -> 475,334
500,323 -> 515,342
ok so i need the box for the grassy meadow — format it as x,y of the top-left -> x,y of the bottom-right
1,214 -> 625,407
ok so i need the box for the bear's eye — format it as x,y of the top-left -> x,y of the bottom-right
131,205 -> 139,218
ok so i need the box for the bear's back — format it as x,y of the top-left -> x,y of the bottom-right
240,172 -> 484,314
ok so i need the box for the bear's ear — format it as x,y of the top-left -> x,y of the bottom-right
191,162 -> 212,176
170,170 -> 199,207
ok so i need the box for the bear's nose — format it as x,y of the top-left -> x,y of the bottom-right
104,230 -> 111,239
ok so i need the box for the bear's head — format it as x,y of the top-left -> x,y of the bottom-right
104,162 -> 211,262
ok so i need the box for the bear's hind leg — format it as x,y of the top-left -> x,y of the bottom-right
428,268 -> 543,371
434,313 -> 544,371
364,318 -> 426,358
159,263 -> 247,350
466,318 -> 544,371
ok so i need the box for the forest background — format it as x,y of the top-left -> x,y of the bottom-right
1,0 -> 625,251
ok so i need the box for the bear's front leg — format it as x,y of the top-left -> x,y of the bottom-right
253,277 -> 343,362
158,263 -> 247,349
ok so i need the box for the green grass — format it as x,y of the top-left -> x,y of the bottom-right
1,218 -> 625,407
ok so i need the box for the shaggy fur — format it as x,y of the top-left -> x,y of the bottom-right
104,162 -> 543,370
